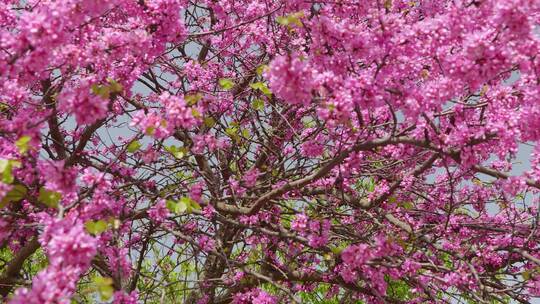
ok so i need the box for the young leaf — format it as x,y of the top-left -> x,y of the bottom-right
127,140 -> 142,153
165,145 -> 188,159
400,201 -> 414,210
145,126 -> 155,136
204,117 -> 216,128
219,78 -> 235,90
85,220 -> 108,235
0,184 -> 27,208
93,276 -> 114,301
179,196 -> 198,213
191,108 -> 201,118
165,200 -> 176,213
190,200 -> 202,211
225,127 -> 238,137
0,159 -> 15,184
91,84 -> 110,99
276,16 -> 289,26
252,99 -> 264,111
166,199 -> 188,214
276,11 -> 304,27
256,65 -> 268,76
185,93 -> 203,105
107,79 -> 123,93
15,136 -> 31,155
250,82 -> 272,97
38,187 -> 62,209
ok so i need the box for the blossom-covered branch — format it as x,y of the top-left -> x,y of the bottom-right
1,0 -> 540,303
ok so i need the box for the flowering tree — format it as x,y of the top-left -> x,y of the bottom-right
2,0 -> 540,303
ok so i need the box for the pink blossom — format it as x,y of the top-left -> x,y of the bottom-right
291,213 -> 308,232
198,235 -> 215,252
242,168 -> 259,188
10,217 -> 96,304
233,288 -> 277,304
113,291 -> 138,304
267,54 -> 315,106
148,199 -> 169,224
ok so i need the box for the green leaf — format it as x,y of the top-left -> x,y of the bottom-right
92,80 -> 123,100
364,178 -> 375,192
38,188 -> 61,209
91,84 -> 110,99
127,140 -> 142,153
174,149 -> 187,159
276,11 -> 304,27
165,145 -> 188,159
256,65 -> 268,76
440,252 -> 454,268
93,276 -> 114,301
175,171 -> 191,179
219,78 -> 235,90
225,126 -> 240,143
185,93 -> 203,105
180,196 -> 199,213
85,220 -> 108,235
400,201 -> 414,210
107,79 -> 123,94
330,245 -> 345,255
252,99 -> 264,111
165,200 -> 176,213
190,200 -> 201,211
0,159 -> 15,184
225,127 -> 238,137
250,82 -> 272,97
166,199 -> 188,214
191,108 -> 202,119
386,275 -> 412,301
204,117 -> 216,128
145,126 -> 155,136
276,16 -> 289,26
15,136 -> 31,155
302,117 -> 316,128
0,184 -> 27,208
